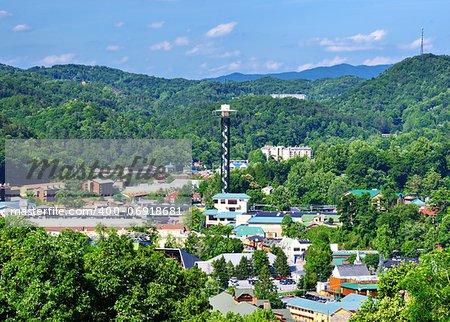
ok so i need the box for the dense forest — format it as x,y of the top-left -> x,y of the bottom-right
1,54 -> 448,169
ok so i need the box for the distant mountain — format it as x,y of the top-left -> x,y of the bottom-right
206,63 -> 392,82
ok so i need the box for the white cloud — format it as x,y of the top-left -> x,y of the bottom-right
0,10 -> 12,17
206,22 -> 237,38
40,54 -> 76,66
363,56 -> 397,66
106,45 -> 121,52
114,56 -> 129,64
317,29 -> 387,52
174,36 -> 189,46
147,21 -> 165,29
210,61 -> 241,72
114,21 -> 125,28
150,41 -> 173,51
297,56 -> 347,72
265,60 -> 283,71
12,24 -> 31,32
350,30 -> 387,42
401,37 -> 433,50
150,37 -> 189,51
215,50 -> 241,58
185,43 -> 215,56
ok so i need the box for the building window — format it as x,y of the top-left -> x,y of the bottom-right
228,199 -> 237,204
294,247 -> 300,251
220,199 -> 226,204
213,199 -> 218,204
229,208 -> 236,212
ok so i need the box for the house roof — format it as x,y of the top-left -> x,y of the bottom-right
287,294 -> 369,315
204,253 -> 276,266
420,206 -> 438,216
383,257 -> 419,269
248,216 -> 284,224
247,235 -> 265,242
334,264 -> 371,277
234,288 -> 254,298
204,209 -> 218,215
156,248 -> 201,269
216,212 -> 241,219
411,198 -> 426,206
209,291 -> 258,316
232,225 -> 265,237
272,309 -> 294,322
92,179 -> 114,184
340,282 -> 378,290
348,189 -> 381,198
213,193 -> 250,199
155,224 -> 188,231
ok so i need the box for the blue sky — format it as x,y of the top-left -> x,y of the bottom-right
1,0 -> 449,79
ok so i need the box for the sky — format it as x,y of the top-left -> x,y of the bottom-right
1,0 -> 450,79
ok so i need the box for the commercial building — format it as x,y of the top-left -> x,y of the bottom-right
261,145 -> 312,161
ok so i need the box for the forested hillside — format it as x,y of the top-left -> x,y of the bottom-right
0,54 -> 449,167
331,54 -> 450,133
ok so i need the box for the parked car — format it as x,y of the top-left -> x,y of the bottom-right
248,278 -> 258,285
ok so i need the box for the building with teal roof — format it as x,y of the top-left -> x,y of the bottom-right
347,189 -> 382,198
411,198 -> 426,206
287,293 -> 369,321
232,225 -> 265,238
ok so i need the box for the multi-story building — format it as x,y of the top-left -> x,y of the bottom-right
261,145 -> 312,161
82,179 -> 116,196
287,293 -> 369,322
278,237 -> 312,264
270,94 -> 306,100
204,193 -> 250,227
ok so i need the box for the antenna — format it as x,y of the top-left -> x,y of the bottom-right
421,28 -> 424,62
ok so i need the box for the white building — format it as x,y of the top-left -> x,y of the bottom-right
278,237 -> 312,264
261,145 -> 312,161
213,193 -> 250,213
270,94 -> 306,100
196,252 -> 276,274
204,193 -> 250,227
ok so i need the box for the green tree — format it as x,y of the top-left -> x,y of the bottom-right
212,256 -> 229,290
303,244 -> 332,287
252,250 -> 270,277
273,249 -> 290,277
234,256 -> 253,279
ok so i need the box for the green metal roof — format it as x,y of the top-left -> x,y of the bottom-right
232,225 -> 265,237
213,193 -> 250,199
348,189 -> 382,198
340,282 -> 378,290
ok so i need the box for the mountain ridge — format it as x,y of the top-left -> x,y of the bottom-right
205,63 -> 392,82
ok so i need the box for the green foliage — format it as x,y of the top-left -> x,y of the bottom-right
211,256 -> 229,290
183,207 -> 206,231
183,233 -> 243,261
234,256 -> 253,280
252,250 -> 270,277
272,249 -> 291,277
352,248 -> 450,322
303,243 -> 333,287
